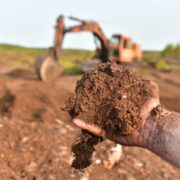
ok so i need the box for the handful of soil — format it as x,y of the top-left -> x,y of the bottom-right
65,60 -> 154,169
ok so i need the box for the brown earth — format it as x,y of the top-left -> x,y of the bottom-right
66,61 -> 154,135
0,66 -> 179,179
66,61 -> 156,169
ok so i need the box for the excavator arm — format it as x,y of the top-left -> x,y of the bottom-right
53,15 -> 65,60
35,15 -> 142,81
53,15 -> 109,62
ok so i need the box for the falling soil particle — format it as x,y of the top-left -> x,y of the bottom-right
71,130 -> 103,169
66,60 -> 155,169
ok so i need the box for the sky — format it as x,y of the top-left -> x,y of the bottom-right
0,0 -> 179,50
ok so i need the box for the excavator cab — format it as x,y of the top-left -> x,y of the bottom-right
109,35 -> 120,59
109,34 -> 142,62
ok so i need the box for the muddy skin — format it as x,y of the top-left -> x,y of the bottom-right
66,60 -> 154,169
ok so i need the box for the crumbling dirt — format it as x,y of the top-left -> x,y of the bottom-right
66,60 -> 155,169
71,130 -> 102,169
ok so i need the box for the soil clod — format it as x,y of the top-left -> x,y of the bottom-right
71,130 -> 102,169
66,60 -> 154,169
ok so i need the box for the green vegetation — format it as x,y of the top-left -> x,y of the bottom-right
162,44 -> 180,60
138,69 -> 151,77
154,59 -> 170,71
0,44 -> 93,74
143,44 -> 180,73
60,48 -> 93,75
60,60 -> 82,75
63,66 -> 82,75
143,51 -> 161,63
1,43 -> 180,75
0,44 -> 46,71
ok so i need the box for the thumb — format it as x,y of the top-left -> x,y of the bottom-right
73,119 -> 104,137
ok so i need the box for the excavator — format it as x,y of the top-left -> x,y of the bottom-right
35,15 -> 142,81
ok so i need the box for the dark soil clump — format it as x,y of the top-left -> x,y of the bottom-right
0,84 -> 15,117
66,60 -> 154,169
71,130 -> 103,169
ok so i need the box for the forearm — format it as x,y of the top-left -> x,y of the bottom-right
144,110 -> 180,167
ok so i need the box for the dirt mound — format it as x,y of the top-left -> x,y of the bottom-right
7,68 -> 36,80
66,60 -> 154,169
12,81 -> 65,122
0,79 -> 66,123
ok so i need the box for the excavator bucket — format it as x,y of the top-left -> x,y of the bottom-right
35,56 -> 62,81
35,16 -> 64,81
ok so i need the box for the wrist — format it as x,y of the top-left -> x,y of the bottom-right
141,107 -> 170,149
142,110 -> 180,167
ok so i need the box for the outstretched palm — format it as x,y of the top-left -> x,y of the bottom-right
73,81 -> 160,148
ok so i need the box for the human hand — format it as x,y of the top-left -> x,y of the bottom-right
72,81 -> 160,148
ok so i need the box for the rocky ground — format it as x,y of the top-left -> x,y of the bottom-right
0,67 -> 179,180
